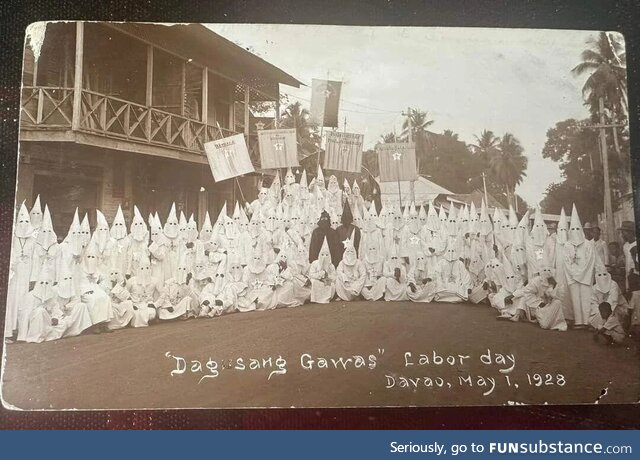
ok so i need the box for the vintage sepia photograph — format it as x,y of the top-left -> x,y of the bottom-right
1,21 -> 637,410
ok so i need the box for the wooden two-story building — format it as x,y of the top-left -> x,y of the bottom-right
18,21 -> 302,234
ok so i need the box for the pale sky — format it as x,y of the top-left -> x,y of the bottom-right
207,24 -> 603,205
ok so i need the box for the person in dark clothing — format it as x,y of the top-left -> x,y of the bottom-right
309,210 -> 340,265
335,201 -> 362,264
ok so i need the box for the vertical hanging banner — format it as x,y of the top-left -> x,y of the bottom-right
376,142 -> 418,182
204,134 -> 255,182
324,131 -> 364,172
310,79 -> 342,127
257,128 -> 300,169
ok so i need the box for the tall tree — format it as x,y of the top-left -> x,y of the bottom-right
572,31 -> 627,120
400,108 -> 434,141
489,133 -> 528,207
380,132 -> 398,143
470,129 -> 499,163
279,102 -> 321,177
442,129 -> 459,140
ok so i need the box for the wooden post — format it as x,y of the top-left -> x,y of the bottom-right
599,97 -> 615,241
243,85 -> 250,137
482,171 -> 489,206
145,45 -> 153,141
180,61 -> 186,116
71,21 -> 84,131
406,107 -> 415,204
201,67 -> 208,125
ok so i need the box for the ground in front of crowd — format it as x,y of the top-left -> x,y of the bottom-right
2,301 -> 639,410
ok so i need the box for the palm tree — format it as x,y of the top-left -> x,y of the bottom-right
380,132 -> 397,143
442,129 -> 459,140
489,133 -> 528,207
572,32 -> 627,120
470,129 -> 499,163
400,108 -> 434,141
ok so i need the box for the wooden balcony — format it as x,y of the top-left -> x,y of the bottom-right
20,86 -> 241,161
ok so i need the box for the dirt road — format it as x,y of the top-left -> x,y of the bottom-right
2,301 -> 638,410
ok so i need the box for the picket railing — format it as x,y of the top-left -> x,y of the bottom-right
21,86 -> 237,155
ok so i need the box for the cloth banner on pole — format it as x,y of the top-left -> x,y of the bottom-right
204,134 -> 255,182
323,131 -> 364,173
310,79 -> 342,128
258,128 -> 299,169
376,142 -> 418,182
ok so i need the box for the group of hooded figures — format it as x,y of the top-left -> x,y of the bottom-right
5,165 -> 636,345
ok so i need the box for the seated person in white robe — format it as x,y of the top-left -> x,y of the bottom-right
156,256 -> 193,320
383,244 -> 409,301
54,266 -> 93,338
225,253 -> 255,313
589,261 -> 622,330
434,243 -> 471,303
493,256 -> 525,318
78,239 -> 114,333
22,268 -> 67,343
483,258 -> 502,307
206,237 -> 228,276
273,250 -> 300,308
188,259 -> 213,316
126,257 -> 158,327
100,267 -> 135,330
467,246 -> 489,304
511,265 -> 568,331
200,272 -> 233,317
361,240 -> 386,301
243,247 -> 278,310
407,251 -> 437,303
308,237 -> 337,304
291,245 -> 312,306
336,238 -> 367,301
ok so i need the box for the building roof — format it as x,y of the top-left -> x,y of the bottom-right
107,23 -> 304,99
375,175 -> 453,205
446,189 -> 506,210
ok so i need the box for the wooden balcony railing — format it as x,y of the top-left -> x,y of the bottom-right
20,86 -> 237,155
21,86 -> 74,128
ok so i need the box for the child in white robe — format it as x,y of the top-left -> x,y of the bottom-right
126,258 -> 158,327
361,240 -> 386,301
589,261 -> 622,330
55,266 -> 93,337
308,237 -> 336,304
407,252 -> 437,303
383,244 -> 409,301
79,238 -> 114,332
291,245 -> 312,306
225,253 -> 255,313
156,257 -> 193,320
273,250 -> 299,308
434,242 -> 471,303
336,239 -> 367,301
243,248 -> 278,310
493,256 -> 524,318
101,268 -> 135,330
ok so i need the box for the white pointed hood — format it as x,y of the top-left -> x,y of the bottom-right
594,253 -> 612,293
556,207 -> 568,245
316,164 -> 325,189
65,208 -> 83,257
30,195 -> 43,229
284,167 -> 295,185
568,204 -> 585,246
530,207 -> 548,246
343,178 -> 351,195
36,205 -> 57,249
479,200 -> 492,237
14,201 -> 34,238
199,211 -> 213,242
352,179 -> 360,196
94,209 -> 110,251
299,169 -> 308,189
164,203 -> 179,239
110,205 -> 127,240
426,202 -> 440,233
186,214 -> 198,243
130,205 -> 148,242
80,213 -> 91,246
32,264 -> 55,302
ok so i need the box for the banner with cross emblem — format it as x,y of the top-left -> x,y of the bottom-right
376,142 -> 418,182
204,133 -> 255,182
323,131 -> 364,173
257,128 -> 299,169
